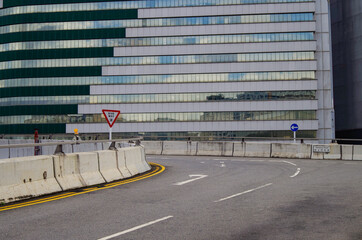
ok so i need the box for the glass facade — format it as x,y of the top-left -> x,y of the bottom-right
0,111 -> 316,125
0,0 -> 320,138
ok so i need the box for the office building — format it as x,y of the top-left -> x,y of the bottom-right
0,0 -> 334,141
331,0 -> 362,139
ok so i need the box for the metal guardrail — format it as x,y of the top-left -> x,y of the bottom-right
0,138 -> 142,157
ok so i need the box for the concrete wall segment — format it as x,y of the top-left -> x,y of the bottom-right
77,152 -> 106,186
197,142 -> 233,156
97,150 -> 123,182
123,146 -> 150,175
271,143 -> 312,159
53,153 -> 86,190
233,142 -> 245,157
0,155 -> 62,203
116,149 -> 132,178
341,145 -> 353,160
353,145 -> 362,161
162,141 -> 197,155
244,142 -> 271,158
142,141 -> 163,155
323,144 -> 341,160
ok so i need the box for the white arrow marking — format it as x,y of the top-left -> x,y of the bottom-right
290,168 -> 301,178
173,174 -> 208,186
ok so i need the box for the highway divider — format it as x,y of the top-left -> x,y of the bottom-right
143,141 -> 361,161
0,146 -> 150,204
0,155 -> 62,204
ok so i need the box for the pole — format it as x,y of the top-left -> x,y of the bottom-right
109,127 -> 112,140
294,131 -> 296,143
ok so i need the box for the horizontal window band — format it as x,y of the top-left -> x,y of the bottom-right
0,47 -> 113,62
0,71 -> 316,88
0,9 -> 138,26
0,32 -> 315,52
0,110 -> 316,125
0,124 -> 65,134
0,105 -> 77,116
2,0 -> 314,11
0,28 -> 125,44
0,91 -> 316,106
1,51 -> 315,70
0,86 -> 90,98
114,130 -> 317,140
0,13 -> 313,35
0,66 -> 102,80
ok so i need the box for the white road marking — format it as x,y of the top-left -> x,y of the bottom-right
200,161 -> 205,163
290,168 -> 301,178
281,160 -> 297,166
220,163 -> 226,167
98,216 -> 173,240
214,183 -> 273,203
173,174 -> 208,186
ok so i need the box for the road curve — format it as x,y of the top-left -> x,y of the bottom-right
0,156 -> 362,240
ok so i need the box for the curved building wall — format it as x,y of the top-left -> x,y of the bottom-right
331,0 -> 362,138
0,0 -> 334,141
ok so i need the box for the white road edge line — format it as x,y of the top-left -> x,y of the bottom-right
214,183 -> 273,203
290,168 -> 301,178
97,216 -> 174,240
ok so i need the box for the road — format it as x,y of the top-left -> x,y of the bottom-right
1,155 -> 362,240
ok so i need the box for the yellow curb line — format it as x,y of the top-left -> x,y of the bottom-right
0,162 -> 165,212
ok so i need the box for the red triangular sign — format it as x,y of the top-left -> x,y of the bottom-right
102,109 -> 120,128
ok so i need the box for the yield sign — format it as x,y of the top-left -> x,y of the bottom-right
102,109 -> 120,128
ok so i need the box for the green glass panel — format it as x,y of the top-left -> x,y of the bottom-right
0,28 -> 125,44
0,86 -> 90,98
0,48 -> 113,62
0,67 -> 101,80
0,105 -> 78,116
0,124 -> 65,134
3,0 -> 133,8
0,9 -> 137,27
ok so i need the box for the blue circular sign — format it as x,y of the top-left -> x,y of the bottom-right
290,123 -> 299,132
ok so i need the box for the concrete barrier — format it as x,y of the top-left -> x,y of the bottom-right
244,142 -> 271,158
341,145 -> 353,160
233,142 -> 245,157
97,150 -> 123,182
124,146 -> 151,175
271,143 -> 311,159
142,141 -> 163,155
116,149 -> 132,178
311,144 -> 341,160
0,155 -> 62,203
353,145 -> 362,161
77,152 -> 106,186
53,153 -> 86,190
197,142 -> 233,156
162,141 -> 197,155
323,144 -> 341,160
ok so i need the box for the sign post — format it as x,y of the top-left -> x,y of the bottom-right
290,123 -> 299,143
102,109 -> 120,140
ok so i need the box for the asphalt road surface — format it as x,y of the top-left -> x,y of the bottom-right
1,155 -> 362,240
